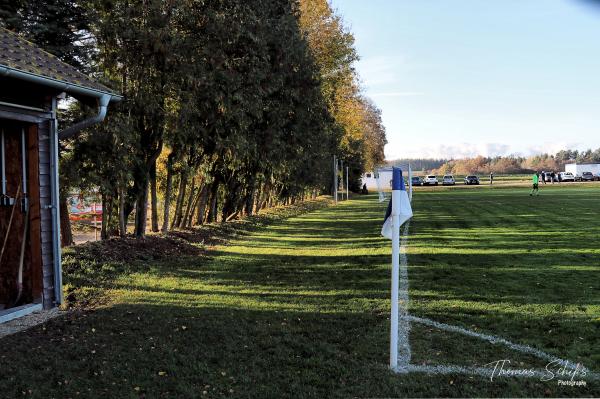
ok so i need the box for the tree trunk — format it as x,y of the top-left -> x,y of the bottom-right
59,193 -> 73,247
195,185 -> 209,225
244,176 -> 256,216
161,153 -> 175,233
150,161 -> 159,232
101,192 -> 108,240
226,211 -> 239,222
206,179 -> 220,223
221,181 -> 240,222
186,183 -> 204,227
259,182 -> 270,211
180,176 -> 196,229
253,182 -> 262,215
172,170 -> 188,229
134,179 -> 149,238
119,186 -> 127,237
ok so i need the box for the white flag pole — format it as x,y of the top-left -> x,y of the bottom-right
390,167 -> 402,369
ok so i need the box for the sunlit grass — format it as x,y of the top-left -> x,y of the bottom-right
1,186 -> 599,397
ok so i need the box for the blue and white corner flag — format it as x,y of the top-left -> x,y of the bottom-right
381,167 -> 413,240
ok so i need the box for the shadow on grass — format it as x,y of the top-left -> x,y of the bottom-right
3,191 -> 600,397
2,302 -> 597,398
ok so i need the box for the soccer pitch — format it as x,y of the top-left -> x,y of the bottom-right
402,184 -> 600,393
1,184 -> 598,397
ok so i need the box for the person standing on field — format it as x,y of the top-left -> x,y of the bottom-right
530,172 -> 540,196
489,172 -> 494,185
541,170 -> 546,184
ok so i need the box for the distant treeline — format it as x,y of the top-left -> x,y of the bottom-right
385,158 -> 449,171
388,148 -> 600,175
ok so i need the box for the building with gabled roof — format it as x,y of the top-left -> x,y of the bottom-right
0,27 -> 121,322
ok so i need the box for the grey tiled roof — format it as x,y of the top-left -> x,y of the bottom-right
0,27 -> 117,95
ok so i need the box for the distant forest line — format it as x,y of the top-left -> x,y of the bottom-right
386,148 -> 600,175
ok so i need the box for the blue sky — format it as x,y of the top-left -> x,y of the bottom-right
329,0 -> 600,159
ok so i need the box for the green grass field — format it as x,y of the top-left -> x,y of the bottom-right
1,185 -> 599,397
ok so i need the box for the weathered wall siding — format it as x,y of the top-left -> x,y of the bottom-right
0,121 -> 43,306
38,120 -> 55,309
0,124 -> 24,305
27,124 -> 43,303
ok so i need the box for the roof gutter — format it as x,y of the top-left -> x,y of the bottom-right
58,94 -> 110,140
0,64 -> 123,140
0,64 -> 122,101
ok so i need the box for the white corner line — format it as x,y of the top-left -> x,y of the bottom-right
393,220 -> 598,380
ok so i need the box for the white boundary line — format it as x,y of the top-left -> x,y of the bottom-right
407,364 -> 548,379
393,220 -> 599,380
405,315 -> 592,374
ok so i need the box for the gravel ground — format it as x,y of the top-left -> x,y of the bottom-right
0,308 -> 64,339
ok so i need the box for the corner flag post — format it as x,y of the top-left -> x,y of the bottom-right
390,167 -> 403,369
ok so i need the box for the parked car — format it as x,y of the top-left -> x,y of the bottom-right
544,173 -> 557,182
581,171 -> 594,182
442,175 -> 455,185
559,172 -> 575,182
423,175 -> 438,186
595,173 -> 600,181
464,175 -> 480,185
410,176 -> 423,186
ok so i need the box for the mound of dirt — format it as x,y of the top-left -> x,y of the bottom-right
69,234 -> 202,264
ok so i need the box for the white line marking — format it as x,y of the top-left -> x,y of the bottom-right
405,315 -> 594,375
406,364 -> 547,379
392,219 -> 598,380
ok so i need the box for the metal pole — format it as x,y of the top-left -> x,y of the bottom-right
50,98 -> 64,306
346,166 -> 349,200
340,160 -> 344,200
390,167 -> 402,369
1,129 -> 5,196
408,164 -> 412,202
21,128 -> 27,194
21,128 -> 29,212
333,155 -> 337,204
93,202 -> 98,241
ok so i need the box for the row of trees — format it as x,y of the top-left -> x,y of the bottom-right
432,148 -> 600,175
1,0 -> 387,241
